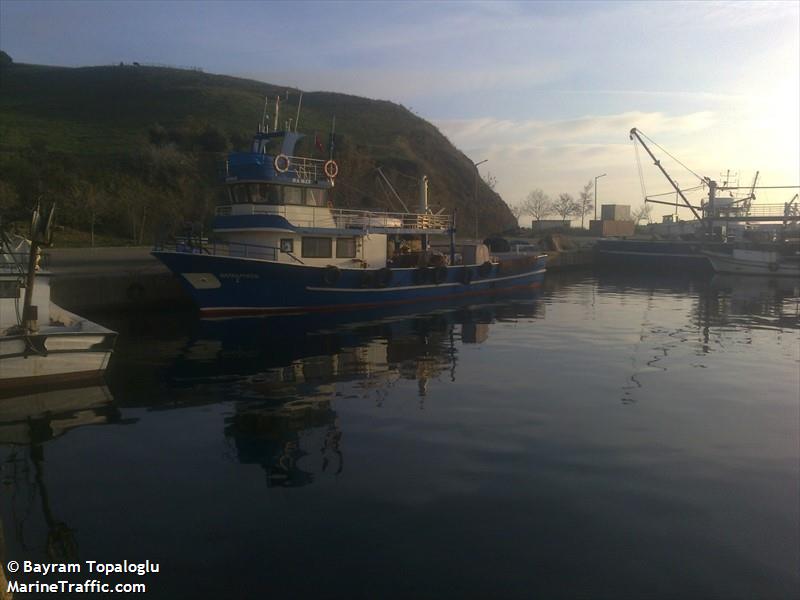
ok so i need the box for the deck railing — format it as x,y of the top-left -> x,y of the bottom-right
281,155 -> 327,182
0,251 -> 45,274
214,204 -> 452,231
703,203 -> 800,220
155,238 -> 281,261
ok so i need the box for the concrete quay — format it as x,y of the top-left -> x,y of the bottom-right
46,247 -> 189,312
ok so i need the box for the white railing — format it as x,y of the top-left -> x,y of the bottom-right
155,238 -> 281,261
281,155 -> 327,182
332,209 -> 451,231
214,204 -> 453,231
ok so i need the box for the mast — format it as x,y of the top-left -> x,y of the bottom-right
294,92 -> 303,132
23,202 -> 55,333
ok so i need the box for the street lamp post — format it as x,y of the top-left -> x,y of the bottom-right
473,159 -> 488,240
594,173 -> 607,221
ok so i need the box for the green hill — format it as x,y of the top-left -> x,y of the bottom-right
0,61 -> 515,244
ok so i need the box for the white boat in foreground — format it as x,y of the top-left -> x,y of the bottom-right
703,248 -> 800,277
1,222 -> 116,389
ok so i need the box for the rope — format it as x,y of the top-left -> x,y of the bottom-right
638,130 -> 705,183
645,185 -> 705,198
633,139 -> 648,202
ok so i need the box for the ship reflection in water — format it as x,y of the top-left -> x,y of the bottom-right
170,296 -> 542,488
0,384 -> 123,590
0,274 -> 796,600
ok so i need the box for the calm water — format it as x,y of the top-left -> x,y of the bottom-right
1,272 -> 798,599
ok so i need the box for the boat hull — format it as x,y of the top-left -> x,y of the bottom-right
0,325 -> 115,390
595,239 -> 715,272
152,251 -> 547,317
703,251 -> 800,277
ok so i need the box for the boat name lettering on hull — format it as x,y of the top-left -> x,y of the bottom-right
218,273 -> 260,283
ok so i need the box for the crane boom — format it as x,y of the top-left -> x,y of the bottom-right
629,128 -> 703,221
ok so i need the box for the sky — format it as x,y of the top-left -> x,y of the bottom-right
2,0 -> 799,224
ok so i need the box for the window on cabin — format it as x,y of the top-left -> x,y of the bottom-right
257,184 -> 280,204
306,189 -> 327,207
233,185 -> 248,204
280,239 -> 294,253
301,237 -> 332,258
336,237 -> 356,258
284,186 -> 303,205
248,184 -> 261,203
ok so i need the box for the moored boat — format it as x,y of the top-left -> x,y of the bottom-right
703,247 -> 800,277
1,214 -> 116,389
153,108 -> 546,317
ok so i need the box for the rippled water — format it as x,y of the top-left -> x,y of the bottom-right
1,272 -> 798,599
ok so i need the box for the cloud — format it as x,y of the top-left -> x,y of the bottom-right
242,62 -> 569,103
435,111 -> 717,149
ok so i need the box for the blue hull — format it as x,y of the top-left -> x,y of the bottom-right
152,252 -> 547,317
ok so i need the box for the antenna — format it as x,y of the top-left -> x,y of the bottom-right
329,115 -> 336,160
260,96 -> 270,133
294,92 -> 303,132
274,96 -> 280,131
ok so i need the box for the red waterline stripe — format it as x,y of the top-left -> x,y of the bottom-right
199,281 -> 542,318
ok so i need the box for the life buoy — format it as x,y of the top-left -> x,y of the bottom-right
461,267 -> 473,285
478,261 -> 493,277
434,265 -> 447,284
376,267 -> 393,287
324,160 -> 339,179
323,265 -> 340,285
274,154 -> 290,173
768,262 -> 779,272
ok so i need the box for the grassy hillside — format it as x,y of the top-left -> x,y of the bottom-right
0,61 -> 515,244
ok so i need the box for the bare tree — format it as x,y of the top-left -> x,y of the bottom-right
632,203 -> 653,225
71,181 -> 109,248
576,180 -> 594,229
552,193 -> 578,224
483,171 -> 498,191
508,203 -> 523,221
522,189 -> 553,222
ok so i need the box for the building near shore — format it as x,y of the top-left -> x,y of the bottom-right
590,204 -> 635,237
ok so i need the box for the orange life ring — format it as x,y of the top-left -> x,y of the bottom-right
274,154 -> 290,173
324,160 -> 339,179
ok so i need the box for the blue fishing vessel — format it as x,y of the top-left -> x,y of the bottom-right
153,111 -> 546,317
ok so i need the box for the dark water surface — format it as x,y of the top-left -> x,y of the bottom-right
1,272 -> 798,599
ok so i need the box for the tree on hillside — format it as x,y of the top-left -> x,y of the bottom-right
0,51 -> 12,67
71,181 -> 109,247
483,171 -> 498,191
576,180 -> 594,229
522,189 -> 553,222
632,203 -> 653,225
553,193 -> 578,223
0,180 -> 19,216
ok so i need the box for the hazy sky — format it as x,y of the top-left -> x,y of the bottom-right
2,0 -> 798,222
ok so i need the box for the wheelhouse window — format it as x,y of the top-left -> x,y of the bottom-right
248,184 -> 261,203
232,185 -> 249,204
257,183 -> 280,204
301,237 -> 332,258
283,186 -> 303,206
336,237 -> 357,258
306,188 -> 328,207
